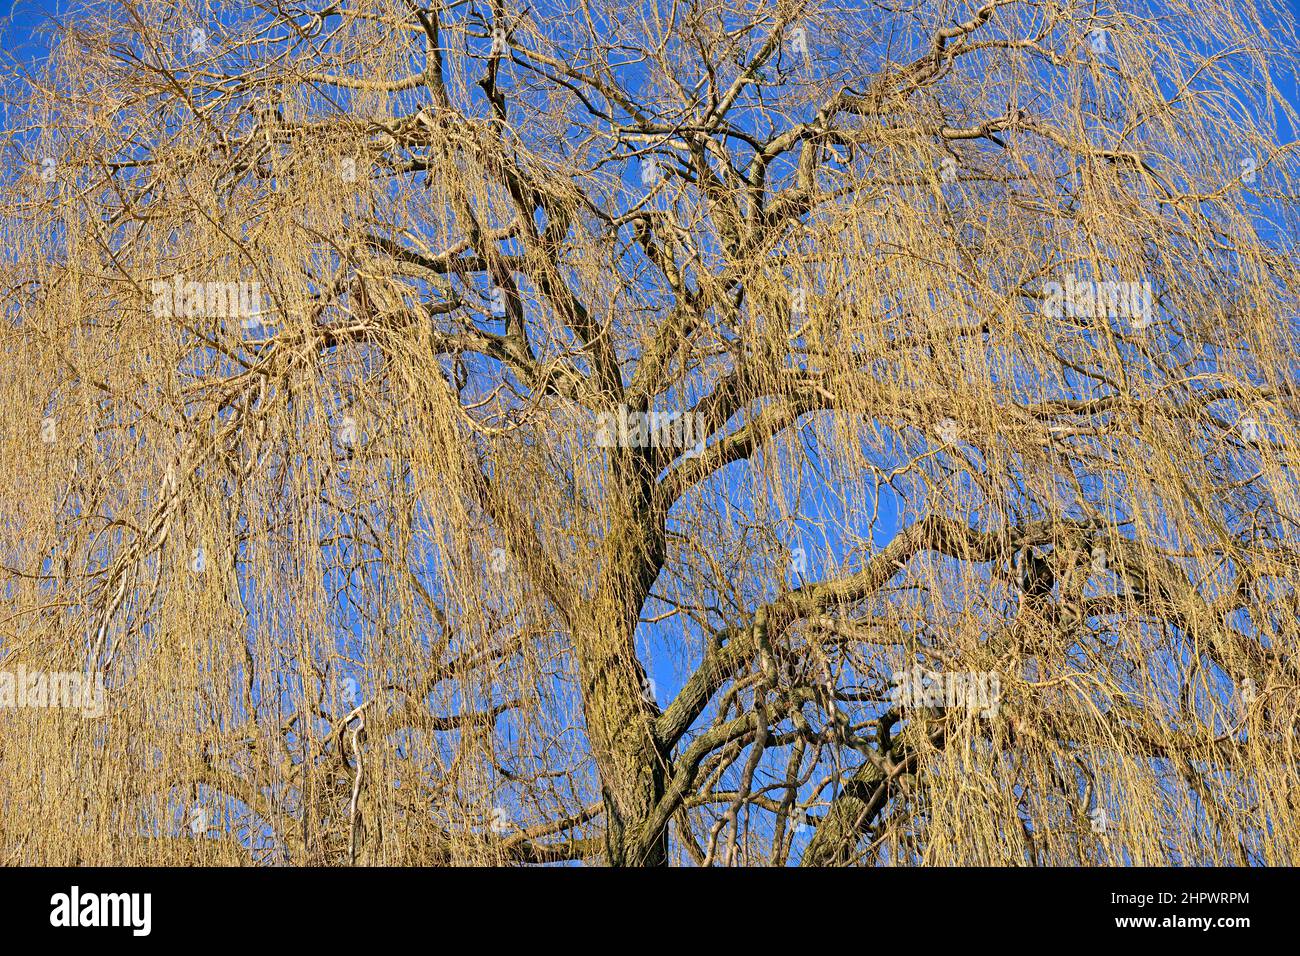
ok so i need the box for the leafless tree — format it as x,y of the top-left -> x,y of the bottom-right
1,0 -> 1298,866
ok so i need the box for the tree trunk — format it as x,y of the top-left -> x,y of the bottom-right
574,495 -> 668,866
573,593 -> 668,865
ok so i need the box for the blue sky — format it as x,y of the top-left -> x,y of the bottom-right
3,1 -> 58,58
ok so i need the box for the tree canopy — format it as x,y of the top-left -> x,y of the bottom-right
1,0 -> 1298,865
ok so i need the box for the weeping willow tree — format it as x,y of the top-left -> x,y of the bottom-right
0,0 -> 1297,867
